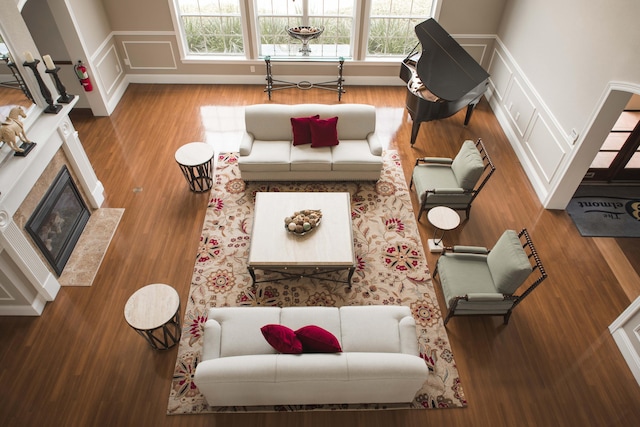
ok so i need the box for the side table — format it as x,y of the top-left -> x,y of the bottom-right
427,206 -> 461,253
124,283 -> 181,350
175,142 -> 215,192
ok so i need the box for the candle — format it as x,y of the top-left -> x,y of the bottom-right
43,54 -> 56,70
24,51 -> 35,63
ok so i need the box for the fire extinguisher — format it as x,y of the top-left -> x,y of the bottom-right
74,60 -> 93,92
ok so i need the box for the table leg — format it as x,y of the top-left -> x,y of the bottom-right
248,266 -> 257,287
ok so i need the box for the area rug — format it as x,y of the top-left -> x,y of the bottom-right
59,208 -> 124,286
567,187 -> 640,237
167,151 -> 466,414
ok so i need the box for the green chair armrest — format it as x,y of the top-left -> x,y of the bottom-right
466,293 -> 505,301
451,245 -> 489,254
427,188 -> 466,194
416,157 -> 453,165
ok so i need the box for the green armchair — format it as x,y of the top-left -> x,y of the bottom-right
433,229 -> 547,325
410,138 -> 495,220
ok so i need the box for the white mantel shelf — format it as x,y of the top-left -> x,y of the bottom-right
1,101 -> 76,216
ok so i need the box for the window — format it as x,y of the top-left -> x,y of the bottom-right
176,0 -> 244,55
368,0 -> 433,56
171,0 -> 433,60
257,0 -> 354,58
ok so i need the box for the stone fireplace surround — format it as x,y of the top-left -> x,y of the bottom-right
0,101 -> 104,315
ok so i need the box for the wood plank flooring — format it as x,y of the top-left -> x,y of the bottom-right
1,84 -> 639,426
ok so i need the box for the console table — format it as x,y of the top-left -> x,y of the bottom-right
263,56 -> 346,101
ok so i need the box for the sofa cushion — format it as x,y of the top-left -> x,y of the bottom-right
310,117 -> 339,147
331,140 -> 384,171
296,325 -> 342,353
261,324 -> 303,354
339,306 -> 411,353
290,144 -> 332,171
291,115 -> 320,146
208,307 -> 281,357
237,140 -> 291,172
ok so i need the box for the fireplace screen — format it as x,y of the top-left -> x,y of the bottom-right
25,166 -> 91,276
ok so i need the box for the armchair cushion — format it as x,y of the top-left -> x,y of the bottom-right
412,165 -> 460,202
451,140 -> 485,190
437,253 -> 496,307
487,230 -> 533,294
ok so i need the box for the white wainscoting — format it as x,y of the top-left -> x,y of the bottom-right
486,38 -> 573,205
122,41 -> 177,70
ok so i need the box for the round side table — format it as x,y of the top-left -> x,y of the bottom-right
175,142 -> 215,192
427,206 -> 461,253
124,284 -> 181,350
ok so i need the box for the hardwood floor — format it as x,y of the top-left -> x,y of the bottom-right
1,84 -> 639,426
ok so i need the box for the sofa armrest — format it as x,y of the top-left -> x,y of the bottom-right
398,316 -> 420,355
367,133 -> 383,156
201,319 -> 222,361
239,132 -> 254,156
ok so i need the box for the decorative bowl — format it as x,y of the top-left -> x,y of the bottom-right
286,26 -> 324,42
284,209 -> 322,236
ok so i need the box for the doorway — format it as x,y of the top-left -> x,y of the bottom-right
585,95 -> 640,183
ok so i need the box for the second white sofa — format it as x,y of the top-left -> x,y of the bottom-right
238,104 -> 384,181
193,305 -> 429,407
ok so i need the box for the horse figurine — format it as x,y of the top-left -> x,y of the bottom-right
1,107 -> 32,153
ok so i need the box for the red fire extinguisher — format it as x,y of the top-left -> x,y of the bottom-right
74,60 -> 93,92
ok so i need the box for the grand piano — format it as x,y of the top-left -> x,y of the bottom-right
400,19 -> 490,146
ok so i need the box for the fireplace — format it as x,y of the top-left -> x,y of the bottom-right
25,166 -> 91,276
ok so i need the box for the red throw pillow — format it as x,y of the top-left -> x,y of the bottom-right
295,325 -> 342,353
261,324 -> 303,354
309,116 -> 339,148
291,115 -> 320,146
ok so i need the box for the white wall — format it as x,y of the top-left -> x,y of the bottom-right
488,0 -> 640,208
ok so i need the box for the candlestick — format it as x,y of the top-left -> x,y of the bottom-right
22,58 -> 62,114
45,66 -> 75,104
43,54 -> 55,70
24,51 -> 35,63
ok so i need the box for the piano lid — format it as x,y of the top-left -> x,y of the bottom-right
414,19 -> 489,101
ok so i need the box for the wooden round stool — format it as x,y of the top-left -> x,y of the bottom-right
124,283 -> 181,350
175,142 -> 215,192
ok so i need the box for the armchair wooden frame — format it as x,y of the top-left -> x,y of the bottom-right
410,138 -> 495,221
434,228 -> 548,325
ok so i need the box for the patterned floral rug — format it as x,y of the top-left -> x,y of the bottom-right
167,151 -> 466,414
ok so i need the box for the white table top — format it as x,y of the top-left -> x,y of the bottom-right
174,142 -> 214,166
427,206 -> 461,231
248,192 -> 355,267
124,284 -> 180,330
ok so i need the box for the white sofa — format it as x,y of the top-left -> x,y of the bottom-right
238,104 -> 384,181
194,305 -> 429,407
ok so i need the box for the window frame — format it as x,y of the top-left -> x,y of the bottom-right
168,0 -> 437,63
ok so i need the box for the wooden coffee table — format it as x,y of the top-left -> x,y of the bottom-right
247,192 -> 356,287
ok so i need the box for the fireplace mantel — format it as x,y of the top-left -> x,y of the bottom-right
0,100 -> 104,315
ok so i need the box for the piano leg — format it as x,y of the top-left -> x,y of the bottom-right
410,120 -> 421,147
463,103 -> 476,126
